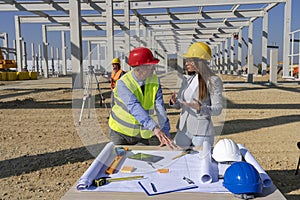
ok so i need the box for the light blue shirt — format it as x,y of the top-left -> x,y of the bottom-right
116,71 -> 170,137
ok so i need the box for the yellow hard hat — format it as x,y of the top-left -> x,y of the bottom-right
112,57 -> 121,64
183,42 -> 212,60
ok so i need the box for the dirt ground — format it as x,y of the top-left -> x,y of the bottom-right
0,73 -> 300,200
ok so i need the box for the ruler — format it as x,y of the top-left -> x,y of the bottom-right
105,147 -> 128,174
105,155 -> 124,174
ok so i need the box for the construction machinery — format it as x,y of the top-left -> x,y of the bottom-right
0,47 -> 17,70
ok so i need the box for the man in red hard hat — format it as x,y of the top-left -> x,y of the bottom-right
108,47 -> 177,149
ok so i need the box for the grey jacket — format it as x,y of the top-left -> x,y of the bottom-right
171,74 -> 223,136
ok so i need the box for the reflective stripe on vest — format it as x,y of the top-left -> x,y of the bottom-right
114,97 -> 155,115
108,71 -> 158,139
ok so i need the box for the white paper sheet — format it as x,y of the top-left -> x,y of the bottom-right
238,144 -> 273,188
76,142 -> 114,190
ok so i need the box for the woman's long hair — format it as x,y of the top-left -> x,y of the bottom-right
198,72 -> 207,101
194,58 -> 215,101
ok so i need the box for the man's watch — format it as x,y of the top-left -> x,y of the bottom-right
152,125 -> 160,131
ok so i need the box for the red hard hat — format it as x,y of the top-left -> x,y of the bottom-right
128,47 -> 159,67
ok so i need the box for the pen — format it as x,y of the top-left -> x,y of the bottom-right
183,176 -> 195,184
150,182 -> 157,192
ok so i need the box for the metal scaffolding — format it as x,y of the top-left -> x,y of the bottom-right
0,0 -> 293,87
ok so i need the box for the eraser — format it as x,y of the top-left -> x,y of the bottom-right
120,166 -> 134,173
157,168 -> 169,173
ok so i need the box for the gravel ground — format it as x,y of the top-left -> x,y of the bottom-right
0,74 -> 299,200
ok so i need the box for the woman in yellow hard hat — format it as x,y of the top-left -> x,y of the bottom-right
110,57 -> 126,107
169,42 -> 223,148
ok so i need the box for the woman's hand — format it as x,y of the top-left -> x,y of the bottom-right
182,98 -> 202,110
170,92 -> 177,104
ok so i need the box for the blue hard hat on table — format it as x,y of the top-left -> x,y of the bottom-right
223,161 -> 263,194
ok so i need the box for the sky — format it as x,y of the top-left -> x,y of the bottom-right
0,0 -> 300,67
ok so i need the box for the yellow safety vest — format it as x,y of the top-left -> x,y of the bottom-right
108,71 -> 158,139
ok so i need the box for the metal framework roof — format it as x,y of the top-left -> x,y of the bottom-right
1,1 -> 281,47
0,0 -> 292,87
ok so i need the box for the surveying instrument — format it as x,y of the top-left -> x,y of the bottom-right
78,65 -> 107,125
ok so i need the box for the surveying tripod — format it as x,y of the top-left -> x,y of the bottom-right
78,65 -> 107,125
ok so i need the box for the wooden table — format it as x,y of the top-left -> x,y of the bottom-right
61,145 -> 287,200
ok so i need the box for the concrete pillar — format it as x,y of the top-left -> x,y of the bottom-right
51,46 -> 55,76
148,30 -> 153,49
282,0 -> 292,77
135,16 -> 141,46
3,33 -> 9,59
42,24 -> 49,78
88,40 -> 92,66
247,55 -> 254,83
61,31 -> 67,76
70,0 -> 83,88
15,16 -> 23,71
38,44 -> 43,76
215,45 -> 220,72
143,26 -> 147,47
22,41 -> 28,70
224,39 -> 228,74
219,42 -> 223,72
230,36 -> 235,74
269,49 -> 278,85
124,0 -> 130,71
35,53 -> 39,74
31,43 -> 35,71
247,21 -> 254,75
13,40 -> 16,60
262,12 -> 268,75
237,28 -> 243,74
106,0 -> 114,73
97,43 -> 101,71
211,46 -> 217,71
56,47 -> 60,75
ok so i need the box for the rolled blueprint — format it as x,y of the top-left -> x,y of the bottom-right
237,144 -> 273,188
76,142 -> 114,190
199,141 -> 213,184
